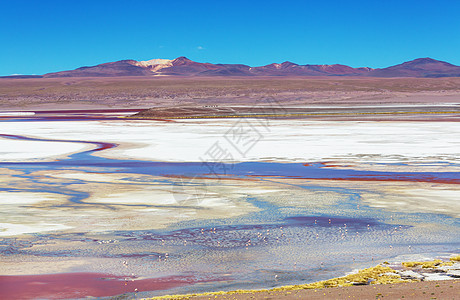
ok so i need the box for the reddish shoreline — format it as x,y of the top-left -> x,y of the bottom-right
0,272 -> 221,299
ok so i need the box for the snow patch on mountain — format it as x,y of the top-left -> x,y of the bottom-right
133,59 -> 173,72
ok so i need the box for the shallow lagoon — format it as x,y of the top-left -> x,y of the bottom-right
0,118 -> 459,298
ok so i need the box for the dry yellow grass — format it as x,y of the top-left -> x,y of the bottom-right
147,255 -> 460,300
450,255 -> 460,262
401,257 -> 460,268
147,264 -> 410,300
402,259 -> 443,268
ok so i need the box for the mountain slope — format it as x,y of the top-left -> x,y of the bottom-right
44,60 -> 153,77
42,57 -> 375,77
368,58 -> 460,78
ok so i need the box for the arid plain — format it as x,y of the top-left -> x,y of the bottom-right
1,76 -> 460,109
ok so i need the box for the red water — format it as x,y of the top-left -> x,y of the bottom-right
0,272 -> 213,299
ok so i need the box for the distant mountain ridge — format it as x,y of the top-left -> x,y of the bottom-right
367,58 -> 460,78
5,57 -> 460,78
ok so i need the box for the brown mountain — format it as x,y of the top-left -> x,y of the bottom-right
4,57 -> 459,78
43,60 -> 152,77
368,58 -> 460,78
42,57 -> 375,77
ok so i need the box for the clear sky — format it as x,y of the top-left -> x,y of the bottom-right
1,0 -> 459,76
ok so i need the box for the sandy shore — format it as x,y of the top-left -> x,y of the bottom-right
186,280 -> 459,300
129,104 -> 460,121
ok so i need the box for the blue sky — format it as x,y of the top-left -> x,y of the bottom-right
1,0 -> 459,75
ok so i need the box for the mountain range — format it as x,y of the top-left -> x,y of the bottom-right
5,57 -> 460,78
